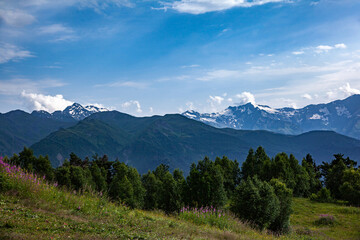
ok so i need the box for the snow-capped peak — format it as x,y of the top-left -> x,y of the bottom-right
32,103 -> 109,121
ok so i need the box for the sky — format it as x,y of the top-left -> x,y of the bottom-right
1,0 -> 360,116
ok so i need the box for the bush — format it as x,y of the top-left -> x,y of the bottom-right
310,188 -> 333,203
269,179 -> 293,233
339,168 -> 360,206
230,176 -> 280,230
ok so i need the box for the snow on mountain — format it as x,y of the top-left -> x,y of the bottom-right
32,103 -> 109,121
182,94 -> 360,139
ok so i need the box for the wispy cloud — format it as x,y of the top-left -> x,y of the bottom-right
95,81 -> 148,89
197,69 -> 239,81
38,23 -> 78,42
0,9 -> 35,27
157,0 -> 288,14
0,78 -> 66,95
0,43 -> 34,64
181,64 -> 200,68
39,24 -> 73,34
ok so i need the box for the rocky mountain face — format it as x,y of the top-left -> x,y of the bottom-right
183,94 -> 360,139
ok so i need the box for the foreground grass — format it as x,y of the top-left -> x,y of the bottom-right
291,198 -> 360,240
2,194 -> 359,240
0,163 -> 359,239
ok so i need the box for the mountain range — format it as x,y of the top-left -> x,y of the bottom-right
0,103 -> 108,157
1,99 -> 360,173
182,94 -> 360,140
31,112 -> 360,173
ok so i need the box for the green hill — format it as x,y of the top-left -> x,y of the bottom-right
0,110 -> 76,157
31,111 -> 360,173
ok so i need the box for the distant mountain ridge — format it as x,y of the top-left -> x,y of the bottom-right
30,111 -> 360,173
182,94 -> 360,139
32,103 -> 109,121
0,103 -> 108,156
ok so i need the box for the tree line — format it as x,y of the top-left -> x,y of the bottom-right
2,146 -> 359,232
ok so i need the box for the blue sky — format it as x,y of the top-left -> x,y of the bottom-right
1,0 -> 360,116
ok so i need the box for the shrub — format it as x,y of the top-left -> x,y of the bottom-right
339,168 -> 360,206
269,179 -> 293,233
310,188 -> 333,203
230,176 -> 280,230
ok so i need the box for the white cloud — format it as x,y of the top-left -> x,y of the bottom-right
315,45 -> 334,53
78,0 -> 134,12
302,93 -> 312,100
335,43 -> 347,49
121,100 -> 142,113
315,43 -> 347,53
38,24 -> 78,42
197,69 -> 239,81
0,9 -> 35,27
235,92 -> 256,105
149,107 -> 153,113
292,51 -> 304,55
20,91 -> 73,112
339,83 -> 360,96
181,64 -> 200,68
39,24 -> 73,34
160,0 -> 287,14
95,81 -> 148,89
209,95 -> 224,105
0,43 -> 34,64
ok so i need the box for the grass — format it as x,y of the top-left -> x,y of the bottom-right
1,162 -> 359,239
290,198 -> 360,240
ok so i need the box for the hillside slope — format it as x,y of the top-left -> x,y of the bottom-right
31,112 -> 360,173
0,110 -> 76,157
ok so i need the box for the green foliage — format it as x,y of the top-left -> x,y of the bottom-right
109,163 -> 145,209
215,156 -> 241,198
70,166 -> 87,191
186,157 -> 227,208
310,188 -> 333,203
90,162 -> 107,193
269,179 -> 293,233
231,176 -> 280,230
302,154 -> 322,195
242,147 -> 271,181
142,171 -> 160,210
321,154 -> 357,199
339,168 -> 360,206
